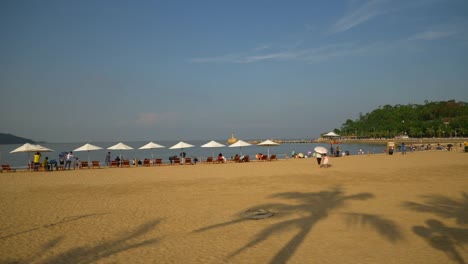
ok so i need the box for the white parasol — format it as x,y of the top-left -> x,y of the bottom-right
257,139 -> 280,157
228,139 -> 252,156
107,142 -> 134,161
74,143 -> 103,164
169,141 -> 194,152
139,141 -> 165,159
200,140 -> 225,159
10,143 -> 53,170
314,146 -> 328,154
169,141 -> 194,161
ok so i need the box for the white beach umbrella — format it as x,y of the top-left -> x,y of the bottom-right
228,139 -> 252,156
107,142 -> 134,160
314,146 -> 328,154
139,141 -> 165,159
169,141 -> 194,153
200,140 -> 225,158
257,139 -> 280,157
169,141 -> 194,150
169,141 -> 194,159
74,143 -> 103,164
10,143 -> 53,169
10,143 -> 53,153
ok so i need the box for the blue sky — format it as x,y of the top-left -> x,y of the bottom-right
1,0 -> 467,143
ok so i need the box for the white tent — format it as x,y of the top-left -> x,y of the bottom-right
323,131 -> 340,137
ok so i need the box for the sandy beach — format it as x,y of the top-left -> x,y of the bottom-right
1,150 -> 467,264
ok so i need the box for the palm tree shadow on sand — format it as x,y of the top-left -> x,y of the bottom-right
403,192 -> 468,264
4,219 -> 163,264
194,185 -> 403,264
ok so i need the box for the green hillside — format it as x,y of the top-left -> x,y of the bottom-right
334,100 -> 468,138
0,133 -> 36,145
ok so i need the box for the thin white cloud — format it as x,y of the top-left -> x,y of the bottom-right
409,30 -> 458,41
330,0 -> 393,33
329,0 -> 443,34
408,20 -> 466,41
189,42 -> 375,64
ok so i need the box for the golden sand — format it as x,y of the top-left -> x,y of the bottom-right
0,150 -> 467,264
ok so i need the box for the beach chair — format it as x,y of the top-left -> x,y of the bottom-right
155,158 -> 163,166
92,161 -> 101,169
143,159 -> 151,167
240,155 -> 250,162
173,158 -> 180,165
121,160 -> 130,167
111,160 -> 119,168
231,156 -> 240,163
184,157 -> 192,164
268,154 -> 277,161
205,157 -> 213,164
1,164 -> 16,173
81,161 -> 90,169
261,155 -> 268,161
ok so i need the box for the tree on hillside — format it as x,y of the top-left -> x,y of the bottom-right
336,100 -> 468,138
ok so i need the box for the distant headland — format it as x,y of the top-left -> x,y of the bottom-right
0,133 -> 36,145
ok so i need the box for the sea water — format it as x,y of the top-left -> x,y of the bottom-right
0,140 -> 386,169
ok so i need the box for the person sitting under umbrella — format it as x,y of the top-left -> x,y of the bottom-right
42,157 -> 50,171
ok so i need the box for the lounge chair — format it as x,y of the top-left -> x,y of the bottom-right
184,157 -> 192,164
28,163 -> 43,171
92,161 -> 101,169
268,154 -> 277,161
231,156 -> 240,163
261,155 -> 268,161
155,158 -> 163,166
205,157 -> 213,163
111,160 -> 119,168
143,159 -> 151,167
173,158 -> 180,165
240,155 -> 250,162
81,161 -> 90,169
121,160 -> 130,167
1,164 -> 16,172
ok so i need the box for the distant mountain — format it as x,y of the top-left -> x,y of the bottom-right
0,133 -> 36,145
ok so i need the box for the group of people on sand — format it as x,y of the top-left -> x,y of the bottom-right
32,151 -> 76,171
314,152 -> 330,168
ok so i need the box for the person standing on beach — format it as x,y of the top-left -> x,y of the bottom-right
315,152 -> 322,168
33,151 -> 41,171
105,152 -> 111,167
401,143 -> 406,155
65,151 -> 73,169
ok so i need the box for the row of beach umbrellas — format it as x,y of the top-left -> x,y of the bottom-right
9,139 -> 283,165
